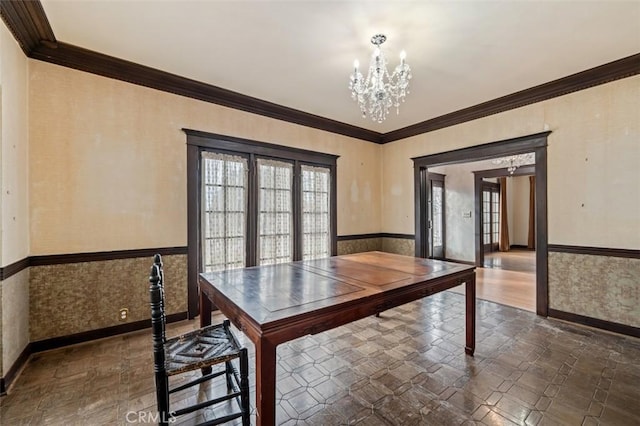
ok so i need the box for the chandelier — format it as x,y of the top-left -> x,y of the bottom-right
492,153 -> 535,174
349,34 -> 412,123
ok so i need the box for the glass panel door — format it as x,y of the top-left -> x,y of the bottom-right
427,173 -> 445,259
482,181 -> 500,253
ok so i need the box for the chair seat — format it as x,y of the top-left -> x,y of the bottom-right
165,323 -> 242,376
149,254 -> 250,425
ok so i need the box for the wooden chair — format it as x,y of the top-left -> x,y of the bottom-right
149,254 -> 250,426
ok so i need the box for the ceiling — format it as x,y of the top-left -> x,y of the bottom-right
40,1 -> 640,134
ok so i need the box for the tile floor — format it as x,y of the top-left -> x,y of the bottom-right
1,291 -> 639,425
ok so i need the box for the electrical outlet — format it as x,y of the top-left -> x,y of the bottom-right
119,308 -> 129,322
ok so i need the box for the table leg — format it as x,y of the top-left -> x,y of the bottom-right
255,337 -> 277,426
199,291 -> 213,375
199,291 -> 212,328
465,272 -> 476,355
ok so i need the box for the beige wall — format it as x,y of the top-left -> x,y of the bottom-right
0,21 -> 30,377
381,76 -> 640,250
429,161 -> 483,262
382,76 -> 640,327
29,61 -> 382,255
507,175 -> 530,247
23,60 -> 382,344
1,23 -> 29,266
546,78 -> 639,248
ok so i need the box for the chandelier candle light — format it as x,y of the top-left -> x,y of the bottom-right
349,34 -> 412,123
492,153 -> 536,174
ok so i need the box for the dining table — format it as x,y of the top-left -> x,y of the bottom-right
199,251 -> 476,425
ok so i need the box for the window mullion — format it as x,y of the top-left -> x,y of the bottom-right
293,160 -> 302,261
247,153 -> 258,267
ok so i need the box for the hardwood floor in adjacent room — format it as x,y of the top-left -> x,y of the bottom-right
450,249 -> 536,312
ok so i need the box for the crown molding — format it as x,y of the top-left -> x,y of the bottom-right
382,54 -> 640,143
0,0 -> 55,55
0,0 -> 380,143
1,1 -> 638,145
30,41 -> 381,143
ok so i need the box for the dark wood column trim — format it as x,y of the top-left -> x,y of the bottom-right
0,257 -> 30,280
0,0 -> 55,55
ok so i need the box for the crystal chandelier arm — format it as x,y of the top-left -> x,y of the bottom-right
349,34 -> 411,123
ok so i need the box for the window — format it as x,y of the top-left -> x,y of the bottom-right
301,165 -> 331,260
201,152 -> 248,272
186,130 -> 338,316
257,159 -> 293,265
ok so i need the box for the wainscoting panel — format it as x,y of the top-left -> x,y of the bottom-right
337,237 -> 382,255
336,235 -> 416,256
548,251 -> 640,328
1,268 -> 30,378
29,254 -> 187,341
381,237 -> 415,256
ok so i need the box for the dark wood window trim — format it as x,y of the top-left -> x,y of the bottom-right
185,129 -> 339,318
412,131 -> 549,316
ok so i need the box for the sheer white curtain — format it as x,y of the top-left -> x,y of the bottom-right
201,152 -> 248,272
301,165 -> 331,260
258,159 -> 293,265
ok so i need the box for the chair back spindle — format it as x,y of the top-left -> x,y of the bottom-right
153,254 -> 167,342
149,264 -> 170,423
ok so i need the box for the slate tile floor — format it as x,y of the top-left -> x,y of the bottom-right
1,291 -> 639,425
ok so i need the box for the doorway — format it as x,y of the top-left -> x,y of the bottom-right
412,132 -> 549,316
418,170 -> 446,260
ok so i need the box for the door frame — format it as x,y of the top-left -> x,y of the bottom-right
423,172 -> 445,259
474,165 -> 535,266
412,131 -> 549,316
480,180 -> 501,254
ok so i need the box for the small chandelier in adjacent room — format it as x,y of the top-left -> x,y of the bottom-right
349,34 -> 412,123
492,153 -> 536,174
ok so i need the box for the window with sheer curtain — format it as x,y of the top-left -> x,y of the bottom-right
187,131 -> 338,315
194,139 -> 336,278
302,165 -> 331,260
258,159 -> 293,265
201,152 -> 248,272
